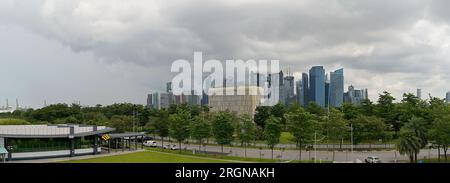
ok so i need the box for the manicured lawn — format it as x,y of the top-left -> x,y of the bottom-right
148,148 -> 279,163
62,150 -> 234,163
279,132 -> 295,144
0,118 -> 31,125
420,158 -> 450,163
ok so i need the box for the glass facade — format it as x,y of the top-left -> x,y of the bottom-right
309,66 -> 326,107
330,68 -> 344,107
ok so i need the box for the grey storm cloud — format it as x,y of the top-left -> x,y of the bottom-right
0,0 -> 450,107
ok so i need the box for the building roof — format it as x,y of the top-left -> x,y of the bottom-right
0,124 -> 115,138
108,132 -> 146,139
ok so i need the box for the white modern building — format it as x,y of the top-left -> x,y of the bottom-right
0,124 -> 115,161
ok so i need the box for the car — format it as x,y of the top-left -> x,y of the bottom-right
163,144 -> 178,150
143,140 -> 157,147
365,156 -> 381,163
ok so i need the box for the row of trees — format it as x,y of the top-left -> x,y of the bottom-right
1,91 -> 450,162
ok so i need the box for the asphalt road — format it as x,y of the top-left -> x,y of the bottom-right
152,140 -> 441,163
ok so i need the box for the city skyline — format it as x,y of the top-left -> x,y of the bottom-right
1,0 -> 450,108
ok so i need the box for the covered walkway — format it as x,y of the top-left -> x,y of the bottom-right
102,132 -> 146,153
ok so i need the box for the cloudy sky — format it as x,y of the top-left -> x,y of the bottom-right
0,0 -> 449,108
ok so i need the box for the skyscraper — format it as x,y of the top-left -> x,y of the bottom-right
416,89 -> 421,99
282,75 -> 295,105
344,85 -> 368,105
446,91 -> 450,103
301,73 -> 309,106
329,68 -> 344,107
309,66 -> 326,107
296,80 -> 303,105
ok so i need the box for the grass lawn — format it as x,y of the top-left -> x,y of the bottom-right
62,150 -> 236,163
0,118 -> 31,125
148,148 -> 279,163
420,158 -> 450,163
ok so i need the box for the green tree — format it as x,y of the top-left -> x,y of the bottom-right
306,102 -> 325,116
109,115 -> 134,133
190,115 -> 211,151
270,103 -> 286,129
236,114 -> 255,158
84,112 -> 108,125
149,110 -> 169,149
429,115 -> 450,162
254,106 -> 270,128
168,110 -> 192,153
211,112 -> 235,153
341,103 -> 359,120
264,116 -> 282,160
285,108 -> 316,160
397,127 -> 422,163
324,108 -> 349,160
350,115 -> 387,145
376,91 -> 399,136
405,116 -> 429,160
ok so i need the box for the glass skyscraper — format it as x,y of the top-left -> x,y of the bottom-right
309,66 -> 326,107
329,68 -> 344,107
301,73 -> 309,106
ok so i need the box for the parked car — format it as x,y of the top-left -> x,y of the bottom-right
365,156 -> 381,163
163,144 -> 178,150
143,141 -> 157,147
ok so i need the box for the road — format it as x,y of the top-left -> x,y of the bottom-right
154,140 -> 440,163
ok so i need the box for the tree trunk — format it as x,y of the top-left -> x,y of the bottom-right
199,139 -> 202,152
414,152 -> 418,163
244,143 -> 247,158
221,144 -> 224,153
179,141 -> 182,153
161,136 -> 164,150
438,145 -> 441,162
332,150 -> 335,162
271,147 -> 274,160
444,146 -> 448,162
298,141 -> 302,161
409,154 -> 414,163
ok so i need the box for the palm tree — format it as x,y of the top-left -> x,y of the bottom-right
397,131 -> 422,163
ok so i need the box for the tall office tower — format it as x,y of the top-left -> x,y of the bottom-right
329,68 -> 344,107
446,91 -> 450,103
301,73 -> 309,106
344,85 -> 368,105
325,81 -> 330,107
296,80 -> 303,105
150,92 -> 161,109
283,75 -> 295,105
201,91 -> 209,106
146,94 -> 153,109
416,89 -> 422,99
166,82 -> 172,93
159,93 -> 172,109
309,66 -> 326,107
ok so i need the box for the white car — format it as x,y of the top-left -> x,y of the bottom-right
365,156 -> 381,163
143,141 -> 157,147
163,144 -> 178,150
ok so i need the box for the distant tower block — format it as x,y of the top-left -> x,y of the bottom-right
416,89 -> 422,99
